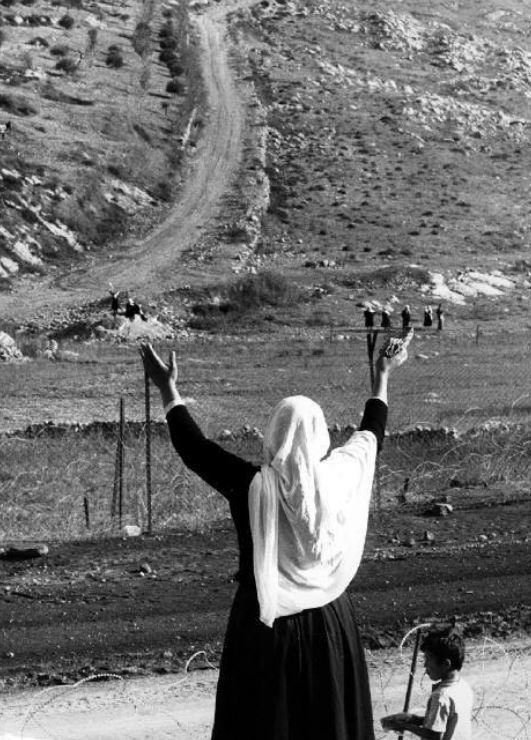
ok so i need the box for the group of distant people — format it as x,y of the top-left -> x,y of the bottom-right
363,303 -> 444,331
108,285 -> 147,322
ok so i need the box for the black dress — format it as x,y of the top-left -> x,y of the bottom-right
166,399 -> 387,740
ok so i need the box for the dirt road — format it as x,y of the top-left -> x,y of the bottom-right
0,0 -> 253,325
1,638 -> 529,739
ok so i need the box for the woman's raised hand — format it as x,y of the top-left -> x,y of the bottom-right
139,342 -> 178,390
376,329 -> 413,373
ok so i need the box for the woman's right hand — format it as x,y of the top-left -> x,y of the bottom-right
139,343 -> 178,391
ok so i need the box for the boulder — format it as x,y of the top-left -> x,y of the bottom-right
0,332 -> 24,362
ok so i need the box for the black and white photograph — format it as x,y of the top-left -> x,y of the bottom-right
0,0 -> 529,737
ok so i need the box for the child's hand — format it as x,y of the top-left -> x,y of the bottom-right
381,712 -> 414,731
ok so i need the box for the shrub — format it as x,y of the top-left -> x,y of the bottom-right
0,92 -> 38,115
159,20 -> 174,35
50,43 -> 69,56
58,14 -> 75,29
159,48 -> 177,64
86,27 -> 98,53
55,56 -> 77,74
105,47 -> 124,68
167,60 -> 184,76
0,29 -> 5,47
228,270 -> 300,311
159,36 -> 177,51
21,51 -> 33,69
132,21 -> 151,57
29,36 -> 49,47
1,0 -> 15,7
166,78 -> 183,95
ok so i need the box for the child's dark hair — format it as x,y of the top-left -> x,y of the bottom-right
421,622 -> 465,671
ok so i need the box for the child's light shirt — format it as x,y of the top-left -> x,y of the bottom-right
424,676 -> 473,740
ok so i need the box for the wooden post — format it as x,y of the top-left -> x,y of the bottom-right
145,369 -> 152,535
398,628 -> 423,740
83,496 -> 90,529
119,396 -> 125,529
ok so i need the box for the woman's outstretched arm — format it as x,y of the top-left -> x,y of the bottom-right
140,343 -> 258,500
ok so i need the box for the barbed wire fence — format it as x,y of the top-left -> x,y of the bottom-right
0,327 -> 530,539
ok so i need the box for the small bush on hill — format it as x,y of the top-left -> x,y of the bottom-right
55,56 -> 77,74
29,36 -> 49,47
132,21 -> 151,57
0,92 -> 38,115
58,14 -> 75,29
159,21 -> 175,36
106,46 -> 124,68
159,48 -> 177,64
160,36 -> 177,51
0,30 -> 5,47
167,60 -> 184,76
1,0 -> 15,7
166,78 -> 183,95
86,28 -> 98,53
228,270 -> 300,311
50,43 -> 69,56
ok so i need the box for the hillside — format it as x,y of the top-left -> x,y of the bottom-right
0,0 -> 530,334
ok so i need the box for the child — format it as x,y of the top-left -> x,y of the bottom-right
381,624 -> 473,739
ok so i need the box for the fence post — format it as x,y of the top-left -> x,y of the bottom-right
83,496 -> 90,529
119,396 -> 125,529
145,369 -> 152,535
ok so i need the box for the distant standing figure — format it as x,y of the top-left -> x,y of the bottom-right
423,305 -> 433,328
436,303 -> 444,331
363,305 -> 375,329
401,305 -> 411,330
381,307 -> 392,328
109,288 -> 120,317
0,121 -> 12,140
124,298 -> 140,320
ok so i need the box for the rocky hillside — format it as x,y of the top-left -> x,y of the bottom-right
0,0 -> 201,284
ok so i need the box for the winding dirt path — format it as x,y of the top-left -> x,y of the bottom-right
0,0 -> 253,324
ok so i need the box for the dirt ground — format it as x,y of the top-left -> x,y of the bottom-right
1,496 -> 530,687
1,637 -> 530,739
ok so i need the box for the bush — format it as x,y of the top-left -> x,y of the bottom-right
167,60 -> 184,76
159,36 -> 177,51
0,92 -> 38,115
106,47 -> 124,68
159,21 -> 175,37
29,36 -> 49,47
0,29 -> 5,47
0,0 -> 15,7
50,43 -> 69,56
132,21 -> 151,57
55,56 -> 77,74
159,48 -> 177,64
58,14 -> 75,29
86,27 -> 98,53
228,270 -> 300,311
166,78 -> 184,95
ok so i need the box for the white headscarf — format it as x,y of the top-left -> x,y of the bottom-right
249,395 -> 378,627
